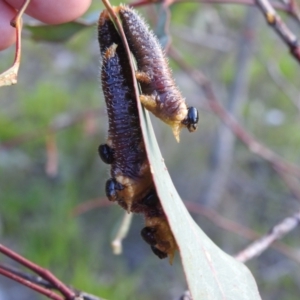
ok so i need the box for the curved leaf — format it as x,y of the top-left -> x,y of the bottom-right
137,105 -> 261,300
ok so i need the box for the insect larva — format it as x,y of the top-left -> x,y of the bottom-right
98,13 -> 154,211
141,216 -> 177,263
116,5 -> 199,142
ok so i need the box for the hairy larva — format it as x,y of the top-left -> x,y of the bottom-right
117,5 -> 199,142
98,13 -> 154,212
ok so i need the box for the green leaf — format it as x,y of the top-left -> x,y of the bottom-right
137,102 -> 261,300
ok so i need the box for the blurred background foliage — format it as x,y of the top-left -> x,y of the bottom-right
0,0 -> 300,299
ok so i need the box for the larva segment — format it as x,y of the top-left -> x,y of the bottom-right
144,216 -> 177,264
116,5 -> 199,142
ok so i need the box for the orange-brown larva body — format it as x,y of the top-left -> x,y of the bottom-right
142,217 -> 177,264
117,5 -> 199,142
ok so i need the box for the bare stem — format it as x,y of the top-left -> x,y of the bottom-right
0,266 -> 64,300
255,0 -> 300,63
185,201 -> 300,263
111,212 -> 133,255
0,244 -> 76,299
0,264 -> 105,300
235,211 -> 300,262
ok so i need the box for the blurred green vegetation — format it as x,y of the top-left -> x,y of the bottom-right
1,1 -> 300,299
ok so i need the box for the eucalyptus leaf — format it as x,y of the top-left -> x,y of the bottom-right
137,103 -> 261,300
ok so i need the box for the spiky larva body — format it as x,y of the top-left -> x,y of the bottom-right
99,12 -> 153,211
117,5 -> 198,142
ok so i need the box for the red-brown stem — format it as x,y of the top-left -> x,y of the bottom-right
234,211 -> 300,262
0,267 -> 64,300
0,244 -> 76,299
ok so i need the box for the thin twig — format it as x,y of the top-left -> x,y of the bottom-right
0,244 -> 76,299
0,264 -> 53,288
0,264 -> 105,300
255,0 -> 300,63
168,46 -> 300,179
0,266 -> 64,300
234,211 -> 300,262
111,212 -> 133,255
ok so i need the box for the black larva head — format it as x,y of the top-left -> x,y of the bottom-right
141,227 -> 157,245
105,178 -> 123,201
98,144 -> 114,164
151,245 -> 168,259
186,107 -> 199,132
142,190 -> 159,207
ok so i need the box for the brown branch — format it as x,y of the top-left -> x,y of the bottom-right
0,264 -> 104,300
234,211 -> 300,262
0,266 -> 64,300
168,46 -> 300,179
255,0 -> 300,63
0,264 -> 53,288
0,244 -> 76,299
